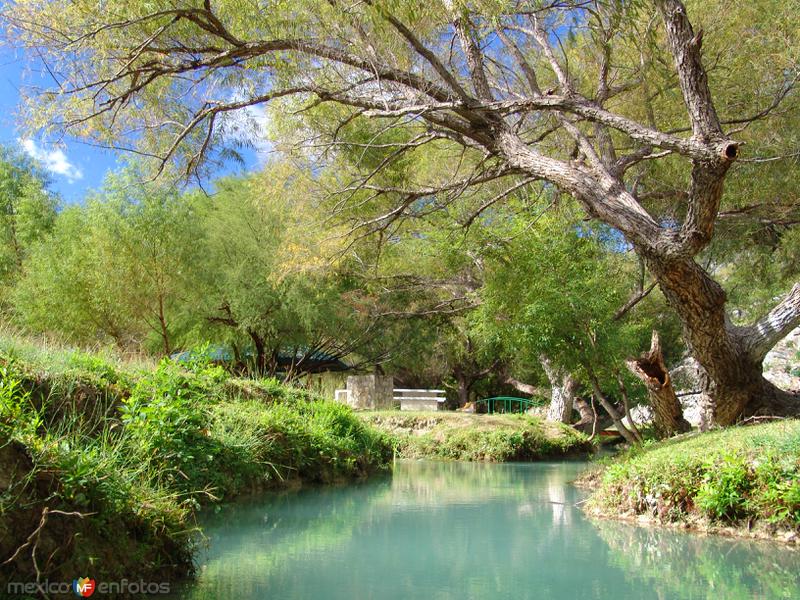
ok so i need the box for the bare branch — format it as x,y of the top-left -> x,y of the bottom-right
454,16 -> 495,101
655,0 -> 722,140
614,281 -> 658,321
743,282 -> 800,361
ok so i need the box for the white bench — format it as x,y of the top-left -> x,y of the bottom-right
393,389 -> 447,411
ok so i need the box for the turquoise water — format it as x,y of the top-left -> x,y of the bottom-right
171,461 -> 799,600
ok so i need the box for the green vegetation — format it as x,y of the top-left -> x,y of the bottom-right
0,4 -> 798,596
5,0 -> 800,426
362,412 -> 591,462
0,333 -> 392,584
586,421 -> 800,539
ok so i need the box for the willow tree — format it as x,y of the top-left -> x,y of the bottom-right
0,147 -> 57,298
14,167 -> 203,353
5,0 -> 799,424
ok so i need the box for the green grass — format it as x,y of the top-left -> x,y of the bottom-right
361,411 -> 591,461
0,333 -> 392,585
586,420 -> 800,535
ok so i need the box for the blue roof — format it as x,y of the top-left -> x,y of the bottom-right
170,345 -> 349,371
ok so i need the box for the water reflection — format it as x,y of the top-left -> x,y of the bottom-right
595,520 -> 800,600
170,461 -> 799,600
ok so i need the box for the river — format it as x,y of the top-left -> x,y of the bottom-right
169,460 -> 799,599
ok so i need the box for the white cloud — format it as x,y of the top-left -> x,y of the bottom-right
241,103 -> 273,155
219,94 -> 274,163
19,139 -> 84,183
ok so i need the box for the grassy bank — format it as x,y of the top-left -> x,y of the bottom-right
361,411 -> 591,461
583,420 -> 800,543
0,335 -> 392,588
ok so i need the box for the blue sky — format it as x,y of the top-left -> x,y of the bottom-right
0,46 -> 265,203
0,46 -> 118,201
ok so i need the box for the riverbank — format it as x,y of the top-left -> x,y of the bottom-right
360,411 -> 591,461
581,420 -> 800,544
0,336 -> 392,587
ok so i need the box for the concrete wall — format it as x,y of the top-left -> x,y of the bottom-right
346,374 -> 394,409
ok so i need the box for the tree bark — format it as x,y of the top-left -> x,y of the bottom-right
573,397 -> 611,436
616,373 -> 644,443
247,329 -> 267,376
457,377 -> 470,407
627,331 -> 692,438
587,371 -> 640,445
647,259 -> 800,425
503,375 -> 548,398
156,293 -> 171,356
453,366 -> 472,408
540,356 -> 577,424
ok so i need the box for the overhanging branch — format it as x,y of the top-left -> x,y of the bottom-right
743,282 -> 800,361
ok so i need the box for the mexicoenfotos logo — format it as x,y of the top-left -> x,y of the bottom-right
7,577 -> 169,595
73,577 -> 96,597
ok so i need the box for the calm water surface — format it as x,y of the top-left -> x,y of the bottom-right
171,461 -> 799,600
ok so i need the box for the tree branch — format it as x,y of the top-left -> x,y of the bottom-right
743,282 -> 800,361
654,0 -> 722,140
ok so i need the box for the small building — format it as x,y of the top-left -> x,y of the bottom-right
171,345 -> 349,375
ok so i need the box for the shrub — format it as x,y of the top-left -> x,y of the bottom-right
1,343 -> 393,585
371,413 -> 590,461
589,421 -> 800,531
696,454 -> 751,521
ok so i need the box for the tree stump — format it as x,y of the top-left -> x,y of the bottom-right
627,331 -> 692,438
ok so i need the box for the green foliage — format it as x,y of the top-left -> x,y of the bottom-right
14,166 -> 204,353
364,412 -> 590,462
474,206 -> 679,400
186,167 -> 380,376
0,336 -> 392,584
590,421 -> 800,530
0,362 -> 42,435
696,455 -> 751,521
211,398 -> 392,487
0,146 -> 58,307
120,360 -> 221,494
64,352 -> 131,387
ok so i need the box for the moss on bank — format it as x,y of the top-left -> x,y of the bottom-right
361,411 -> 592,461
584,420 -> 800,543
0,336 -> 392,588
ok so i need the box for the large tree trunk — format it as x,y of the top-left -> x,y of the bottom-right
647,260 -> 800,425
627,331 -> 692,438
540,356 -> 577,424
453,366 -> 472,408
457,377 -> 470,407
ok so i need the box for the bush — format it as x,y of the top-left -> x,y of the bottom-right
119,359 -> 227,497
696,454 -> 751,521
367,413 -> 591,462
210,398 -> 392,489
0,339 -> 393,585
589,420 -> 800,531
